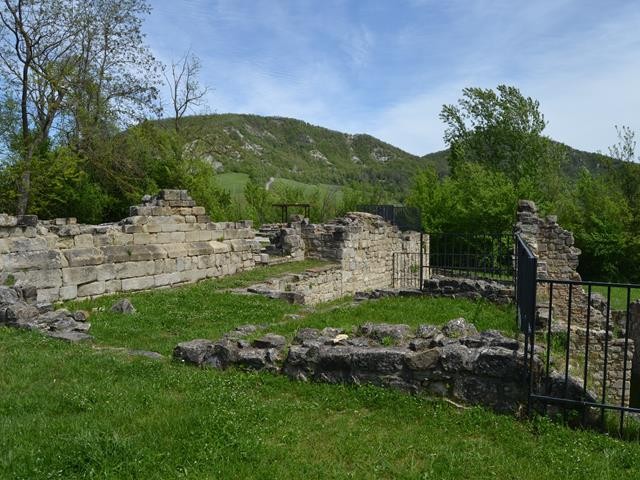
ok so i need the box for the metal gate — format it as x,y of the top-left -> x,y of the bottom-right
516,233 -> 640,435
392,251 -> 426,289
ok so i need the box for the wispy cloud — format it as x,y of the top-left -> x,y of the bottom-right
146,0 -> 640,155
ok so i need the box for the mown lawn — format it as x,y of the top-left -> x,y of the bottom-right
3,264 -> 640,478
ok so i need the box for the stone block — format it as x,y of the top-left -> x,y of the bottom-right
133,232 -> 156,245
187,242 -> 214,256
3,250 -> 64,270
95,263 -> 118,281
105,279 -> 122,293
160,223 -> 180,233
0,236 -> 48,253
122,276 -> 155,292
78,281 -> 106,297
65,248 -> 104,267
36,287 -> 60,304
127,245 -> 155,262
74,234 -> 94,248
123,225 -> 145,234
154,272 -> 181,287
118,261 -> 155,279
229,239 -> 249,252
62,266 -> 98,285
16,215 -> 38,227
59,285 -> 78,300
13,269 -> 62,289
186,230 -> 212,242
159,189 -> 183,201
0,214 -> 17,227
93,235 -> 113,247
102,245 -> 131,263
164,243 -> 189,259
179,269 -> 206,283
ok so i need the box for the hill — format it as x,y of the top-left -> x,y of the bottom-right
170,113 -> 448,197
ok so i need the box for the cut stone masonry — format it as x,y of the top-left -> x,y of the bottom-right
0,190 -> 260,304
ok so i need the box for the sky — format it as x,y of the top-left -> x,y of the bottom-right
144,0 -> 640,156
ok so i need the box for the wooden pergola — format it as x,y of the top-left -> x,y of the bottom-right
272,203 -> 311,223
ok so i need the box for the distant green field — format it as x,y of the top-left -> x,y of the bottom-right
216,172 -> 343,200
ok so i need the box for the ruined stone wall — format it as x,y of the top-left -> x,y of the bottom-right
302,212 -> 423,295
244,213 -> 423,305
516,200 -> 633,407
0,190 -> 260,304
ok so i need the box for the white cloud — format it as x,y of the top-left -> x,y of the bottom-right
145,0 -> 640,156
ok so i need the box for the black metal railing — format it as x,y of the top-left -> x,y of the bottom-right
357,205 -> 422,232
526,276 -> 640,435
392,252 -> 427,289
515,234 -> 538,416
428,232 -> 514,281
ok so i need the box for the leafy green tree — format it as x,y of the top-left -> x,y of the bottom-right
440,85 -> 564,188
407,164 -> 516,233
0,0 -> 160,215
556,170 -> 634,281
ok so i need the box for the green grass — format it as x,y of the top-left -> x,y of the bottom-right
66,261 -> 516,355
4,265 -> 640,478
217,171 -> 343,205
3,327 -> 640,479
591,285 -> 640,311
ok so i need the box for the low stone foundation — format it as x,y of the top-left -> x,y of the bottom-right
422,276 -> 514,304
174,319 -> 590,414
0,285 -> 92,341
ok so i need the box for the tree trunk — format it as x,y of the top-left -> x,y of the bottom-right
16,169 -> 30,215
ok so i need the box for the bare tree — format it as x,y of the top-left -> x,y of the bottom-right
0,0 -> 79,213
0,0 -> 161,214
609,125 -> 637,163
163,51 -> 209,132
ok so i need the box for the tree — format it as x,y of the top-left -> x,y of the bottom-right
163,51 -> 208,132
608,125 -> 636,163
0,0 -> 160,214
0,0 -> 79,213
440,85 -> 563,187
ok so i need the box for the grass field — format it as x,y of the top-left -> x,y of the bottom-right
590,285 -> 640,311
3,264 -> 640,478
216,171 -> 343,202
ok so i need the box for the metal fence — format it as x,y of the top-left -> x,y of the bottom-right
357,205 -> 422,232
427,232 -> 515,281
514,231 -> 640,435
528,279 -> 640,435
392,252 -> 427,289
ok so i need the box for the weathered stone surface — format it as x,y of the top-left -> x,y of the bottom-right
172,321 -> 595,415
423,276 -> 514,304
358,322 -> 411,342
111,298 -> 136,314
252,334 -> 286,349
173,339 -> 215,365
416,324 -> 440,339
441,318 -> 478,338
406,348 -> 440,370
0,286 -> 19,305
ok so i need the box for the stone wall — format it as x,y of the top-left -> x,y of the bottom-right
0,190 -> 260,304
246,213 -> 423,305
174,318 -> 595,415
516,200 -> 633,407
302,212 -> 423,294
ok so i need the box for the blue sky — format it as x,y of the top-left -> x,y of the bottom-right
145,0 -> 640,156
